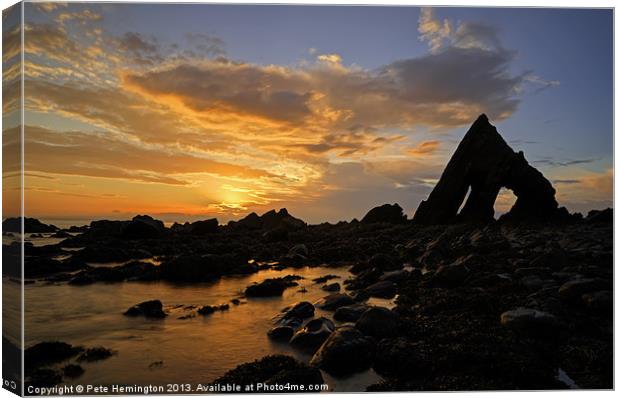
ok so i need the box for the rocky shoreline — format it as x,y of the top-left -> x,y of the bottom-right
6,206 -> 613,390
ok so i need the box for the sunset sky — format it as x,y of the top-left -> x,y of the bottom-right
2,3 -> 613,225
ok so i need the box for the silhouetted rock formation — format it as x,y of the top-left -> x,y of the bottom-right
228,208 -> 306,230
413,114 -> 563,224
361,203 -> 407,224
3,217 -> 58,233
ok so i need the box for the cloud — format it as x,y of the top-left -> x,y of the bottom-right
15,125 -> 274,185
407,140 -> 441,156
418,8 -> 452,53
532,157 -> 597,167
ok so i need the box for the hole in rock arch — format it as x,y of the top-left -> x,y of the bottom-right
457,186 -> 472,215
494,187 -> 518,218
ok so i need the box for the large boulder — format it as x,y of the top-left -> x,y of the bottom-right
500,307 -> 559,337
413,114 -> 564,224
361,204 -> 407,224
558,278 -> 609,301
364,281 -> 397,299
123,300 -> 166,318
310,326 -> 376,376
245,276 -> 300,297
282,302 -> 315,319
355,307 -> 399,338
290,317 -> 335,352
333,304 -> 371,322
314,293 -> 356,311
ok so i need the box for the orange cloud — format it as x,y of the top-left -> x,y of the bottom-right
407,140 -> 441,156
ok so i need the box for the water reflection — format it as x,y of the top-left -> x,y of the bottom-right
23,266 -> 385,391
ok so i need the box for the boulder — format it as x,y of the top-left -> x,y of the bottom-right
558,278 -> 609,301
310,326 -> 376,376
379,269 -> 411,283
315,293 -> 356,311
282,302 -> 314,319
267,326 -> 295,341
321,283 -> 340,292
245,276 -> 300,297
500,307 -> 559,336
413,114 -> 564,224
25,342 -> 84,369
364,281 -> 397,299
333,304 -> 371,322
355,307 -> 399,338
123,300 -> 166,318
361,203 -> 407,224
290,317 -> 335,352
312,274 -> 340,284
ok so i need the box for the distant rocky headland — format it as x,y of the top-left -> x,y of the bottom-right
4,115 -> 612,390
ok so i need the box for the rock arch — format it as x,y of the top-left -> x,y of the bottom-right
413,114 -> 562,224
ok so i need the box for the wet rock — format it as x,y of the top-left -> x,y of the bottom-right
310,326 -> 376,376
315,293 -> 356,311
312,274 -> 339,284
62,364 -> 84,378
355,307 -> 399,338
282,301 -> 314,319
124,300 -> 167,318
76,347 -> 114,362
361,203 -> 407,224
245,276 -> 300,297
25,341 -> 84,369
290,317 -> 335,352
413,114 -> 563,224
198,305 -> 230,316
581,291 -> 612,312
500,308 -> 559,336
213,355 -> 323,389
321,282 -> 340,292
333,304 -> 371,322
379,269 -> 410,283
558,278 -> 609,301
267,326 -> 295,341
364,281 -> 397,299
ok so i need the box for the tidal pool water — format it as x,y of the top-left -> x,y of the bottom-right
20,263 -> 390,391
